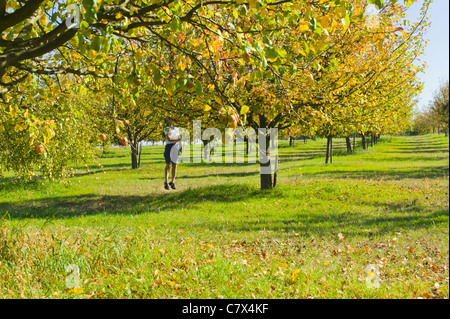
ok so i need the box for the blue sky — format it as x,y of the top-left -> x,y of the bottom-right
406,0 -> 449,111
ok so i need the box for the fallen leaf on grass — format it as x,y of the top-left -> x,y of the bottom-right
69,287 -> 84,294
292,269 -> 300,282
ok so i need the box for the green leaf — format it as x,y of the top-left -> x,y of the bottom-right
309,17 -> 316,31
194,80 -> 203,96
150,64 -> 162,83
91,36 -> 101,51
278,48 -> 287,58
172,0 -> 182,15
262,35 -> 272,46
344,13 -> 350,26
242,42 -> 253,54
265,46 -> 278,59
374,0 -> 383,9
169,16 -> 182,32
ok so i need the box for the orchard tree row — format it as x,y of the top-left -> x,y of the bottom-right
412,80 -> 449,136
0,0 -> 430,189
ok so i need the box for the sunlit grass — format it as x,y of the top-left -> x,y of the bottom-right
0,134 -> 448,298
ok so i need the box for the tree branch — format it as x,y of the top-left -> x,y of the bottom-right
0,0 -> 45,33
13,63 -> 114,79
0,27 -> 77,71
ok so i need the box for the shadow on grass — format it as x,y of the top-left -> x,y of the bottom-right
1,181 -> 447,236
365,155 -> 449,162
305,165 -> 449,180
212,209 -> 449,236
0,184 -> 263,219
177,171 -> 259,180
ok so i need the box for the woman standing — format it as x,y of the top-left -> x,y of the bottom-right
163,117 -> 181,190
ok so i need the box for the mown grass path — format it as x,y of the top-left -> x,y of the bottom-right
0,134 -> 448,298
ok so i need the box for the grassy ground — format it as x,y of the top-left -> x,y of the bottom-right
0,134 -> 448,299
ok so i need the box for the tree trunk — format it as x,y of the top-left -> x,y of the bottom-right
346,135 -> 352,154
259,136 -> 273,189
371,132 -> 375,147
202,139 -> 211,161
362,135 -> 367,150
325,135 -> 333,164
259,125 -> 273,190
289,136 -> 293,147
303,136 -> 307,144
244,135 -> 249,155
138,142 -> 142,168
131,143 -> 139,169
353,133 -> 356,151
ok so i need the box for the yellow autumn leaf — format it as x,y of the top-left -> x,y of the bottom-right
135,48 -> 143,60
306,73 -> 314,86
209,40 -> 222,53
377,40 -> 384,52
314,41 -> 326,51
40,14 -> 48,25
177,56 -> 187,71
318,16 -> 330,29
73,287 -> 84,294
335,5 -> 347,19
291,269 -> 300,282
240,105 -> 250,114
248,0 -> 258,9
401,30 -> 409,39
14,123 -> 25,131
9,107 -> 18,118
292,2 -> 302,10
88,49 -> 97,59
298,22 -> 309,32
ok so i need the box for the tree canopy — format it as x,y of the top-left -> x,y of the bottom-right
0,0 -> 431,188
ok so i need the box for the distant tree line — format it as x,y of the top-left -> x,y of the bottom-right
412,80 -> 449,136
